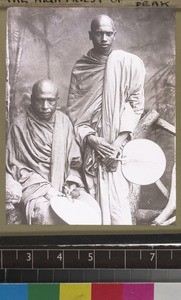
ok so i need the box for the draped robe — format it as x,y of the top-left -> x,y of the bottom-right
6,107 -> 83,224
67,49 -> 145,225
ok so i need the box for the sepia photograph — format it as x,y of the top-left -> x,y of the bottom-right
6,7 -> 176,226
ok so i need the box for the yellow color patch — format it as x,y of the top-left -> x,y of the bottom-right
60,283 -> 91,300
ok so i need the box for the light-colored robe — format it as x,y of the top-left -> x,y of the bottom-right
6,107 -> 83,224
68,49 -> 145,225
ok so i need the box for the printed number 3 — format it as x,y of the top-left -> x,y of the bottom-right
26,252 -> 31,262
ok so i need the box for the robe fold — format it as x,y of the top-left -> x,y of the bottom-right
68,49 -> 145,225
6,107 -> 83,224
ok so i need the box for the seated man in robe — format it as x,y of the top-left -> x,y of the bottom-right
6,79 -> 86,225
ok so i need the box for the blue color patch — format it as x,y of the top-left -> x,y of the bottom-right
0,284 -> 28,300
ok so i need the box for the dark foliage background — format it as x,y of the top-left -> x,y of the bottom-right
7,7 -> 175,212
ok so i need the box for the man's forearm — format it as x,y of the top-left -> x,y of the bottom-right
113,132 -> 130,148
66,170 -> 84,188
74,124 -> 96,148
87,134 -> 115,158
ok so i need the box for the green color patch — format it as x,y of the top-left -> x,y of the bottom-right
28,283 -> 60,300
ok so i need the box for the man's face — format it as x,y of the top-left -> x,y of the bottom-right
31,83 -> 58,121
89,19 -> 116,55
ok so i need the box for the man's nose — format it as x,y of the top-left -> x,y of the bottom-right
42,100 -> 49,110
101,33 -> 107,42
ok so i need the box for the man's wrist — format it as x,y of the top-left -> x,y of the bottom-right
87,133 -> 95,141
118,131 -> 131,149
86,133 -> 96,145
120,138 -> 129,149
119,131 -> 131,140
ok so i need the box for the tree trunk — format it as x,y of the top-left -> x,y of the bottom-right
129,109 -> 160,224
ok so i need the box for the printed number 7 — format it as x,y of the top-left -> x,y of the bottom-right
150,252 -> 155,261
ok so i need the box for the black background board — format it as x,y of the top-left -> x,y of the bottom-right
0,235 -> 181,283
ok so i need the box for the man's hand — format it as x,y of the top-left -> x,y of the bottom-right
102,133 -> 129,172
102,144 -> 121,172
45,187 -> 63,200
87,133 -> 129,172
87,135 -> 115,158
64,183 -> 80,199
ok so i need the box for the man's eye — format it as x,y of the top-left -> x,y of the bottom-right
48,99 -> 56,103
94,32 -> 113,37
95,32 -> 102,37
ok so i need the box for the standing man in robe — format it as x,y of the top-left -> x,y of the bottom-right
6,79 -> 85,225
67,15 -> 146,225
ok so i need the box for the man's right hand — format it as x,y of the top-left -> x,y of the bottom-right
45,187 -> 63,201
87,135 -> 115,158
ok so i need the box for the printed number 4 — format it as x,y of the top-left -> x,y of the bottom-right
57,253 -> 62,261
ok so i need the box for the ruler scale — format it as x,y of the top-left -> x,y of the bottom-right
1,246 -> 181,269
0,245 -> 181,283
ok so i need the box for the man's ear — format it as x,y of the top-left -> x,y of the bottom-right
113,31 -> 117,40
89,31 -> 92,41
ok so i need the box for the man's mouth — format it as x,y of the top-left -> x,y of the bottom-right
42,111 -> 51,114
41,112 -> 51,117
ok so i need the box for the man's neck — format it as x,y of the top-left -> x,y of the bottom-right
92,48 -> 112,58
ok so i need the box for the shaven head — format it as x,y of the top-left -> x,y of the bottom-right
31,79 -> 59,120
91,15 -> 115,32
89,15 -> 116,55
32,79 -> 58,99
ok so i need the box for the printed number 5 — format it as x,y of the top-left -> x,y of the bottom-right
88,252 -> 93,261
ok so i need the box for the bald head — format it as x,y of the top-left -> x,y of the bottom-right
89,15 -> 116,55
90,15 -> 115,32
32,79 -> 58,99
31,79 -> 59,121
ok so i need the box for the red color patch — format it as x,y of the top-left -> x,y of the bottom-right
92,283 -> 123,300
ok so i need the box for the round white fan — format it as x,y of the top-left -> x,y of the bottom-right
121,139 -> 166,185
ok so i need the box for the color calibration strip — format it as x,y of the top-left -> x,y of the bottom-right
0,283 -> 181,300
